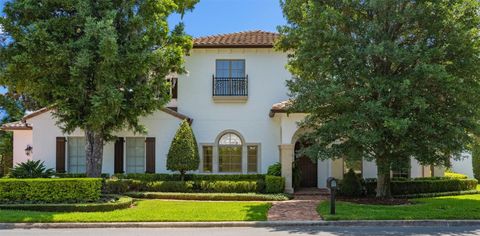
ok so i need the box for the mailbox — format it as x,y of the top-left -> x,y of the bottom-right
327,177 -> 338,189
326,177 -> 338,215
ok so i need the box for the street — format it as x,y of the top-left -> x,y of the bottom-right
2,226 -> 480,236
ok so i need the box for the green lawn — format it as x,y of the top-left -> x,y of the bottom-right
318,194 -> 480,220
0,200 -> 271,222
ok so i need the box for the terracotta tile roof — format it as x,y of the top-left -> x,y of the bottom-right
1,120 -> 32,130
194,30 -> 279,48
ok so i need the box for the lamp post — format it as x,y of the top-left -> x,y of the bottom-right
327,177 -> 337,215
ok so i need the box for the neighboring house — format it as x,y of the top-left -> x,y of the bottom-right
2,31 -> 448,193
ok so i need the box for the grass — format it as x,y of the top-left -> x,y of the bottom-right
0,199 -> 271,222
318,194 -> 480,220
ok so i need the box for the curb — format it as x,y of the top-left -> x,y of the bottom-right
3,220 -> 480,229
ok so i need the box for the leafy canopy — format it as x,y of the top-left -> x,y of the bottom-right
0,0 -> 198,140
278,0 -> 480,168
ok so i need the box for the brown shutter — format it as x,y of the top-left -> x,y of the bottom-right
145,137 -> 156,173
56,137 -> 66,173
114,137 -> 124,174
172,78 -> 178,99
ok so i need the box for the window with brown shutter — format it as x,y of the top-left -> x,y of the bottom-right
56,137 -> 66,173
145,137 -> 155,173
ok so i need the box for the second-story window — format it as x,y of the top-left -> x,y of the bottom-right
214,60 -> 248,97
216,60 -> 245,78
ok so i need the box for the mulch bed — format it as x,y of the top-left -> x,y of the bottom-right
338,197 -> 411,205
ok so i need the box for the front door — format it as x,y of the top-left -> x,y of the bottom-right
295,141 -> 318,188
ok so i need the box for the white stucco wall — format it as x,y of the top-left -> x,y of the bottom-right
178,48 -> 292,173
12,130 -> 33,165
26,110 -> 182,173
451,152 -> 474,178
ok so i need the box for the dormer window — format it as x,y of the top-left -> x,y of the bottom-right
213,59 -> 248,101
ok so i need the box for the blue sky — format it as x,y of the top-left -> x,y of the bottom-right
0,0 -> 286,37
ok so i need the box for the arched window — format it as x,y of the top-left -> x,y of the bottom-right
218,132 -> 243,172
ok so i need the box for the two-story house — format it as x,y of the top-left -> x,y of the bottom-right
2,31 -> 447,193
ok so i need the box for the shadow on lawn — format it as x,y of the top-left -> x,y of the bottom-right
244,204 -> 271,221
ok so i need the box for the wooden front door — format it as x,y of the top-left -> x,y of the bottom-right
297,155 -> 318,187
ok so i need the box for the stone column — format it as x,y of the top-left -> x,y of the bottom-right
279,144 -> 294,193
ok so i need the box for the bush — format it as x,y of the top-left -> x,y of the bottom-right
147,181 -> 194,192
364,178 -> 478,196
0,195 -> 133,212
473,143 -> 480,180
127,192 -> 291,201
167,120 -> 200,180
444,172 -> 468,179
265,175 -> 285,193
9,160 -> 54,178
267,163 -> 281,176
0,178 -> 102,203
112,173 -> 266,182
56,173 -> 110,178
195,181 -> 259,193
339,169 -> 363,197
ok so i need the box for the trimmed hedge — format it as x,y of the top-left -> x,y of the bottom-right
364,178 -> 478,196
127,192 -> 291,201
0,196 -> 133,212
0,178 -> 102,204
105,179 -> 262,194
265,175 -> 284,193
444,172 -> 468,179
55,173 -> 110,178
112,173 -> 265,182
395,190 -> 480,199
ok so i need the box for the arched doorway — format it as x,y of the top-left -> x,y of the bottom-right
294,140 -> 318,188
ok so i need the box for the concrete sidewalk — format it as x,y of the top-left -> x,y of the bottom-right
3,220 -> 480,229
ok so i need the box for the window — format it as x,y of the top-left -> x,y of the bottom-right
68,137 -> 86,174
344,158 -> 362,176
392,159 -> 410,179
126,137 -> 145,173
203,146 -> 213,173
247,145 -> 258,173
218,132 -> 242,173
216,60 -> 245,78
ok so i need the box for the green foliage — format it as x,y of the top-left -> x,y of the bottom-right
9,160 -> 55,178
364,178 -> 478,196
278,0 -> 480,197
56,173 -> 110,178
0,178 -> 102,203
339,169 -> 363,197
0,95 -> 25,177
0,196 -> 133,212
167,120 -> 200,179
0,0 -> 198,176
127,192 -> 291,201
267,162 -> 281,176
395,190 -> 480,199
113,173 -> 265,182
105,179 -> 263,194
265,175 -> 285,194
473,143 -> 480,180
444,172 -> 468,179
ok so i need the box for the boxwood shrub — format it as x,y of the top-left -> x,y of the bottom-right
112,173 -> 265,182
364,178 -> 478,196
105,179 -> 263,194
265,175 -> 285,193
0,178 -> 102,203
0,196 -> 133,212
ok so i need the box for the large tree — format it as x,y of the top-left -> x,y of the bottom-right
0,0 -> 198,177
278,0 -> 480,198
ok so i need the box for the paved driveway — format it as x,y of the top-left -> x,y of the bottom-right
2,226 -> 480,236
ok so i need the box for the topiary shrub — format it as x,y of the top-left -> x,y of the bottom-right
265,175 -> 285,193
0,178 -> 102,203
167,120 -> 200,181
147,181 -> 194,192
339,168 -> 363,197
9,160 -> 54,178
267,162 -> 281,176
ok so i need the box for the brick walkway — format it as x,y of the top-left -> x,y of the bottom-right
267,189 -> 328,221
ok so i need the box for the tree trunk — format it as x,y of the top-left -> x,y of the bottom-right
85,129 -> 104,177
180,170 -> 185,181
376,157 -> 392,198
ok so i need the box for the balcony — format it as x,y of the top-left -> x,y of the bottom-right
212,75 -> 248,102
